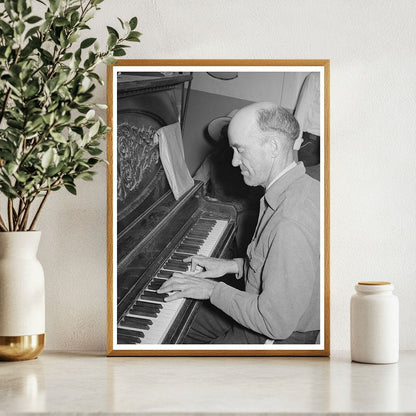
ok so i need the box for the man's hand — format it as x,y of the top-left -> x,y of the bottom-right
183,255 -> 240,278
157,273 -> 217,302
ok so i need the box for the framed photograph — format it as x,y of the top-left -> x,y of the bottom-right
107,60 -> 330,356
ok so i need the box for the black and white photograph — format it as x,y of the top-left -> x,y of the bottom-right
107,61 -> 329,356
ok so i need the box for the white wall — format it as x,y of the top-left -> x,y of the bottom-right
38,0 -> 416,351
191,72 -> 308,110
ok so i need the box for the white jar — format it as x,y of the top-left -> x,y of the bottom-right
350,281 -> 399,364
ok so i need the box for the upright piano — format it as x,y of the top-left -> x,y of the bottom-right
116,73 -> 237,345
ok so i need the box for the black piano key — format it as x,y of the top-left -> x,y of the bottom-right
152,277 -> 168,286
176,247 -> 197,254
170,253 -> 189,261
194,221 -> 214,228
147,279 -> 165,290
188,231 -> 209,238
157,273 -> 171,280
117,335 -> 139,344
183,237 -> 204,245
183,242 -> 202,249
134,300 -> 162,311
147,283 -> 162,291
179,242 -> 199,249
129,307 -> 158,318
118,328 -> 145,338
199,218 -> 216,224
177,246 -> 198,254
141,291 -> 168,302
191,225 -> 214,234
165,259 -> 189,267
157,270 -> 172,278
164,262 -> 188,271
122,316 -> 152,330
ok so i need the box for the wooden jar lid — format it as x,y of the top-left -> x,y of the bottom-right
358,281 -> 391,285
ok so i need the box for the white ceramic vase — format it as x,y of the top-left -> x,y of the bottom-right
0,231 -> 45,361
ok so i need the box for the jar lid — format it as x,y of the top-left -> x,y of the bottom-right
355,281 -> 394,293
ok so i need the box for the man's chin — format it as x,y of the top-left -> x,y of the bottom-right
242,176 -> 257,187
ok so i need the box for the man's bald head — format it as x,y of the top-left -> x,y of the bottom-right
229,102 -> 299,146
227,102 -> 299,188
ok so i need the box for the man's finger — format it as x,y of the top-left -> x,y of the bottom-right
194,270 -> 213,278
183,256 -> 193,263
165,291 -> 185,302
158,276 -> 191,293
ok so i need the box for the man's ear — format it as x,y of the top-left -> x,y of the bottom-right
270,138 -> 280,158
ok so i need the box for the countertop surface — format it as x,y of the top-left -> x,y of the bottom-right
0,350 -> 415,415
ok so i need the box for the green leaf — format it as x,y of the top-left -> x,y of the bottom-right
54,17 -> 69,27
129,17 -> 138,30
41,148 -> 54,169
107,33 -> 117,49
14,171 -> 28,182
77,171 -> 94,181
4,1 -> 16,19
17,0 -> 26,14
0,20 -> 13,35
80,37 -> 96,49
64,183 -> 77,195
70,11 -> 80,27
87,147 -> 102,156
42,112 -> 55,125
0,184 -> 18,198
113,47 -> 126,57
25,116 -> 44,134
25,25 -> 40,39
106,26 -> 119,38
68,33 -> 80,44
50,131 -> 67,143
46,164 -> 62,177
126,32 -> 141,42
5,162 -> 18,176
49,0 -> 60,13
85,109 -> 95,120
88,120 -> 100,138
129,30 -> 141,39
103,56 -> 117,65
26,15 -> 42,24
16,21 -> 25,35
40,49 -> 53,64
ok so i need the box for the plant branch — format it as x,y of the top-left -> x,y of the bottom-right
14,199 -> 28,231
7,199 -> 14,231
29,189 -> 50,231
0,213 -> 8,232
21,200 -> 32,231
18,120 -> 59,169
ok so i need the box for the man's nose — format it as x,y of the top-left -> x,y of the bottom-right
231,150 -> 240,167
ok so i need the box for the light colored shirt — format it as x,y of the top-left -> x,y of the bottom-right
210,163 -> 320,339
293,72 -> 320,150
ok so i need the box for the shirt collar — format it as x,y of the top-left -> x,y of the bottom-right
264,162 -> 306,211
266,161 -> 297,191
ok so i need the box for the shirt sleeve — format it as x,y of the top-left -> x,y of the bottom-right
210,219 -> 318,339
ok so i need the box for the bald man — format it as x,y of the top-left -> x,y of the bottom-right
158,102 -> 320,344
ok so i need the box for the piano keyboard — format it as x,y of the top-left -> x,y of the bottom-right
117,218 -> 228,344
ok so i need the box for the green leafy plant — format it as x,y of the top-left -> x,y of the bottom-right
0,0 -> 140,231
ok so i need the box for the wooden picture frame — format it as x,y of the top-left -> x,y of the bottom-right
107,60 -> 330,356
